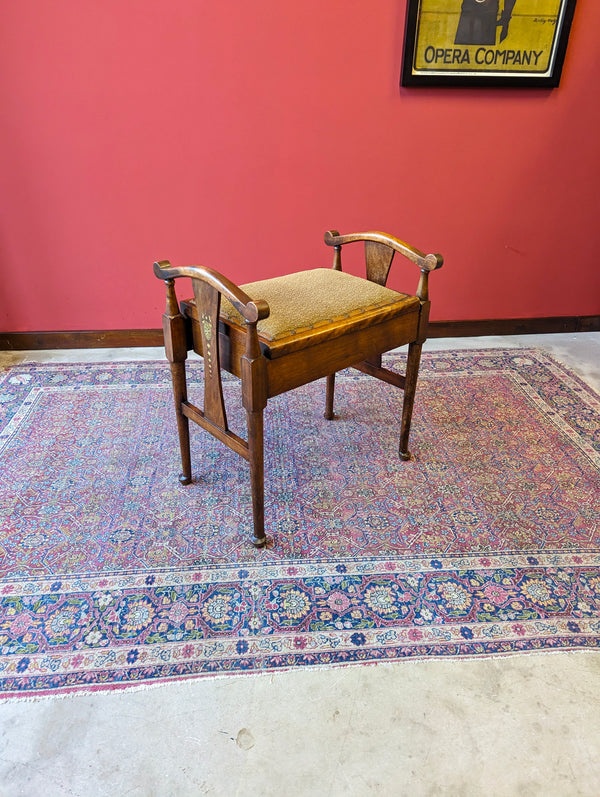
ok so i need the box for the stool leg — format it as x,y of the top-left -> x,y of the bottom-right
169,361 -> 192,485
247,409 -> 267,547
324,373 -> 336,420
162,279 -> 193,486
399,342 -> 423,461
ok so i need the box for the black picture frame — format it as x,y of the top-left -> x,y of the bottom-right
401,0 -> 577,87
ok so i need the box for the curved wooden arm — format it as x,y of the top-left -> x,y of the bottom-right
324,230 -> 443,273
153,260 -> 270,322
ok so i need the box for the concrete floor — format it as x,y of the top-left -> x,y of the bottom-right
1,333 -> 599,796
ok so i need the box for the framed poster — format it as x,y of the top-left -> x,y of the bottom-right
401,0 -> 577,87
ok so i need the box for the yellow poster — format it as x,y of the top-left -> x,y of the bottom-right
403,0 -> 575,83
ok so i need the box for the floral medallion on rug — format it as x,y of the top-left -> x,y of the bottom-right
0,349 -> 599,697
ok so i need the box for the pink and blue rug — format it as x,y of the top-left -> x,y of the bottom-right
0,349 -> 599,697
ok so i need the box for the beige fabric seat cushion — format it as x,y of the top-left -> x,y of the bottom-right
220,268 -> 419,342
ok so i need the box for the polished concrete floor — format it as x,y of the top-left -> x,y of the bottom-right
1,333 -> 599,796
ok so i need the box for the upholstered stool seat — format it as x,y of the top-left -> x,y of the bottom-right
186,268 -> 421,359
155,229 -> 442,547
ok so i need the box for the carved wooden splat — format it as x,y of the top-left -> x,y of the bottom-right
192,279 -> 228,431
365,241 -> 395,286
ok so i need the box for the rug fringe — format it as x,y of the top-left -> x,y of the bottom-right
2,647 -> 598,703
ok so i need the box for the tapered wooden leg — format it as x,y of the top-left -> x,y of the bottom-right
241,319 -> 268,547
399,342 -> 423,461
169,361 -> 192,484
162,279 -> 193,485
324,373 -> 336,420
247,409 -> 267,547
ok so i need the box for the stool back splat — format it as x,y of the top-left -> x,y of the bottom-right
154,229 -> 443,548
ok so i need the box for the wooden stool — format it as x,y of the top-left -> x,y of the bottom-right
155,230 -> 443,547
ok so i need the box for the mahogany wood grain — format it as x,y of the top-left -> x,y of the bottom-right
264,313 -> 419,397
364,240 -> 395,286
181,307 -> 419,397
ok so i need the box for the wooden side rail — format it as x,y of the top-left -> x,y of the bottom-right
182,401 -> 250,461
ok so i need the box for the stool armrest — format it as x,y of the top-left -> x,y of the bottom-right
153,260 -> 270,323
324,230 -> 443,273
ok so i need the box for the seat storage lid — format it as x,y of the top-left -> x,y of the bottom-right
220,268 -> 418,341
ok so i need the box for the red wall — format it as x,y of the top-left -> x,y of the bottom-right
1,1 -> 598,332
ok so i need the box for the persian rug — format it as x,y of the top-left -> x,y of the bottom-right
0,349 -> 598,698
